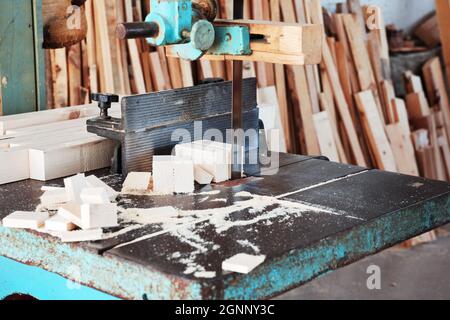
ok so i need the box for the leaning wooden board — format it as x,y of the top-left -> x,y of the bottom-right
0,154 -> 449,299
0,103 -> 120,184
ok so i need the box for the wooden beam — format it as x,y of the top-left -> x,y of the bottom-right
322,40 -> 367,166
313,111 -> 340,162
355,90 -> 397,171
436,0 -> 450,90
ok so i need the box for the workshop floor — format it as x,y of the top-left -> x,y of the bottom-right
277,225 -> 450,300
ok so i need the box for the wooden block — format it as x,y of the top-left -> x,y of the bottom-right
222,253 -> 266,274
2,211 -> 49,230
64,174 -> 88,204
194,165 -> 214,185
355,91 -> 397,172
80,188 -> 110,204
0,149 -> 29,185
58,228 -> 103,243
153,156 -> 194,194
40,189 -> 69,208
44,215 -> 77,232
122,172 -> 152,193
58,203 -> 83,227
86,175 -> 119,201
29,137 -> 115,181
174,158 -> 195,193
80,203 -> 118,229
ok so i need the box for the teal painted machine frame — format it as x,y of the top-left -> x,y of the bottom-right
0,0 -> 47,116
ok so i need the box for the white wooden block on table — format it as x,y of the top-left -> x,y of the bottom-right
222,254 -> 266,274
80,203 -> 118,229
122,172 -> 152,192
58,203 -> 83,227
64,174 -> 88,204
86,175 -> 118,201
194,165 -> 214,185
80,188 -> 110,204
0,149 -> 30,185
173,158 -> 194,193
44,215 -> 77,232
153,156 -> 175,194
2,211 -> 50,230
41,186 -> 65,191
153,156 -> 194,194
40,189 -> 68,207
58,228 -> 103,243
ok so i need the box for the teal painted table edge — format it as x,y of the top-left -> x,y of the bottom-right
1,192 -> 449,300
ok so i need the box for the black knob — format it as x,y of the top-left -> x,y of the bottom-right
91,93 -> 119,119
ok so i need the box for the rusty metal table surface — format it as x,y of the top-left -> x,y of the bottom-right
0,153 -> 449,300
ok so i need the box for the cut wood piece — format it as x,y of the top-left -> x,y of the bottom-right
93,0 -> 115,92
64,174 -> 88,204
416,146 -> 437,179
422,57 -> 450,140
80,188 -> 110,204
86,175 -> 119,201
29,137 -> 115,181
206,19 -> 322,65
436,0 -> 450,90
355,90 -> 397,172
322,41 -> 367,166
412,115 -> 447,181
58,228 -> 103,243
404,72 -> 425,94
222,253 -> 266,274
0,149 -> 29,185
179,60 -> 194,87
2,211 -> 49,230
0,102 -> 111,135
40,189 -> 68,208
122,172 -> 152,193
313,111 -> 340,162
167,57 -> 184,89
405,92 -> 431,119
153,156 -> 195,194
175,141 -> 234,183
149,51 -> 171,91
80,203 -> 118,229
379,80 -> 396,123
347,0 -> 367,40
194,165 -> 214,185
257,86 -> 287,153
41,186 -> 65,192
343,14 -> 376,92
44,215 -> 77,232
363,5 -> 390,72
386,123 -> 419,176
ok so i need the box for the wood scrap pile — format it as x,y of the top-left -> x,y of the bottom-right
2,173 -> 119,243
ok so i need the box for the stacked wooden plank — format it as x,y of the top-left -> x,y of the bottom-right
0,102 -> 120,185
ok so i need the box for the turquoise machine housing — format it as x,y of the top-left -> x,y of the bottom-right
144,0 -> 251,60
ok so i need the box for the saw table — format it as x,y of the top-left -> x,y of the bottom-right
1,153 -> 449,300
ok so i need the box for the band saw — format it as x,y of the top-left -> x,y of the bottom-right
87,0 -> 321,177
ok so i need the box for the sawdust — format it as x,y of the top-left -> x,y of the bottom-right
110,189 -> 361,278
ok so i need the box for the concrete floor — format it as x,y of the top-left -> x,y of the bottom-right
277,225 -> 450,300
